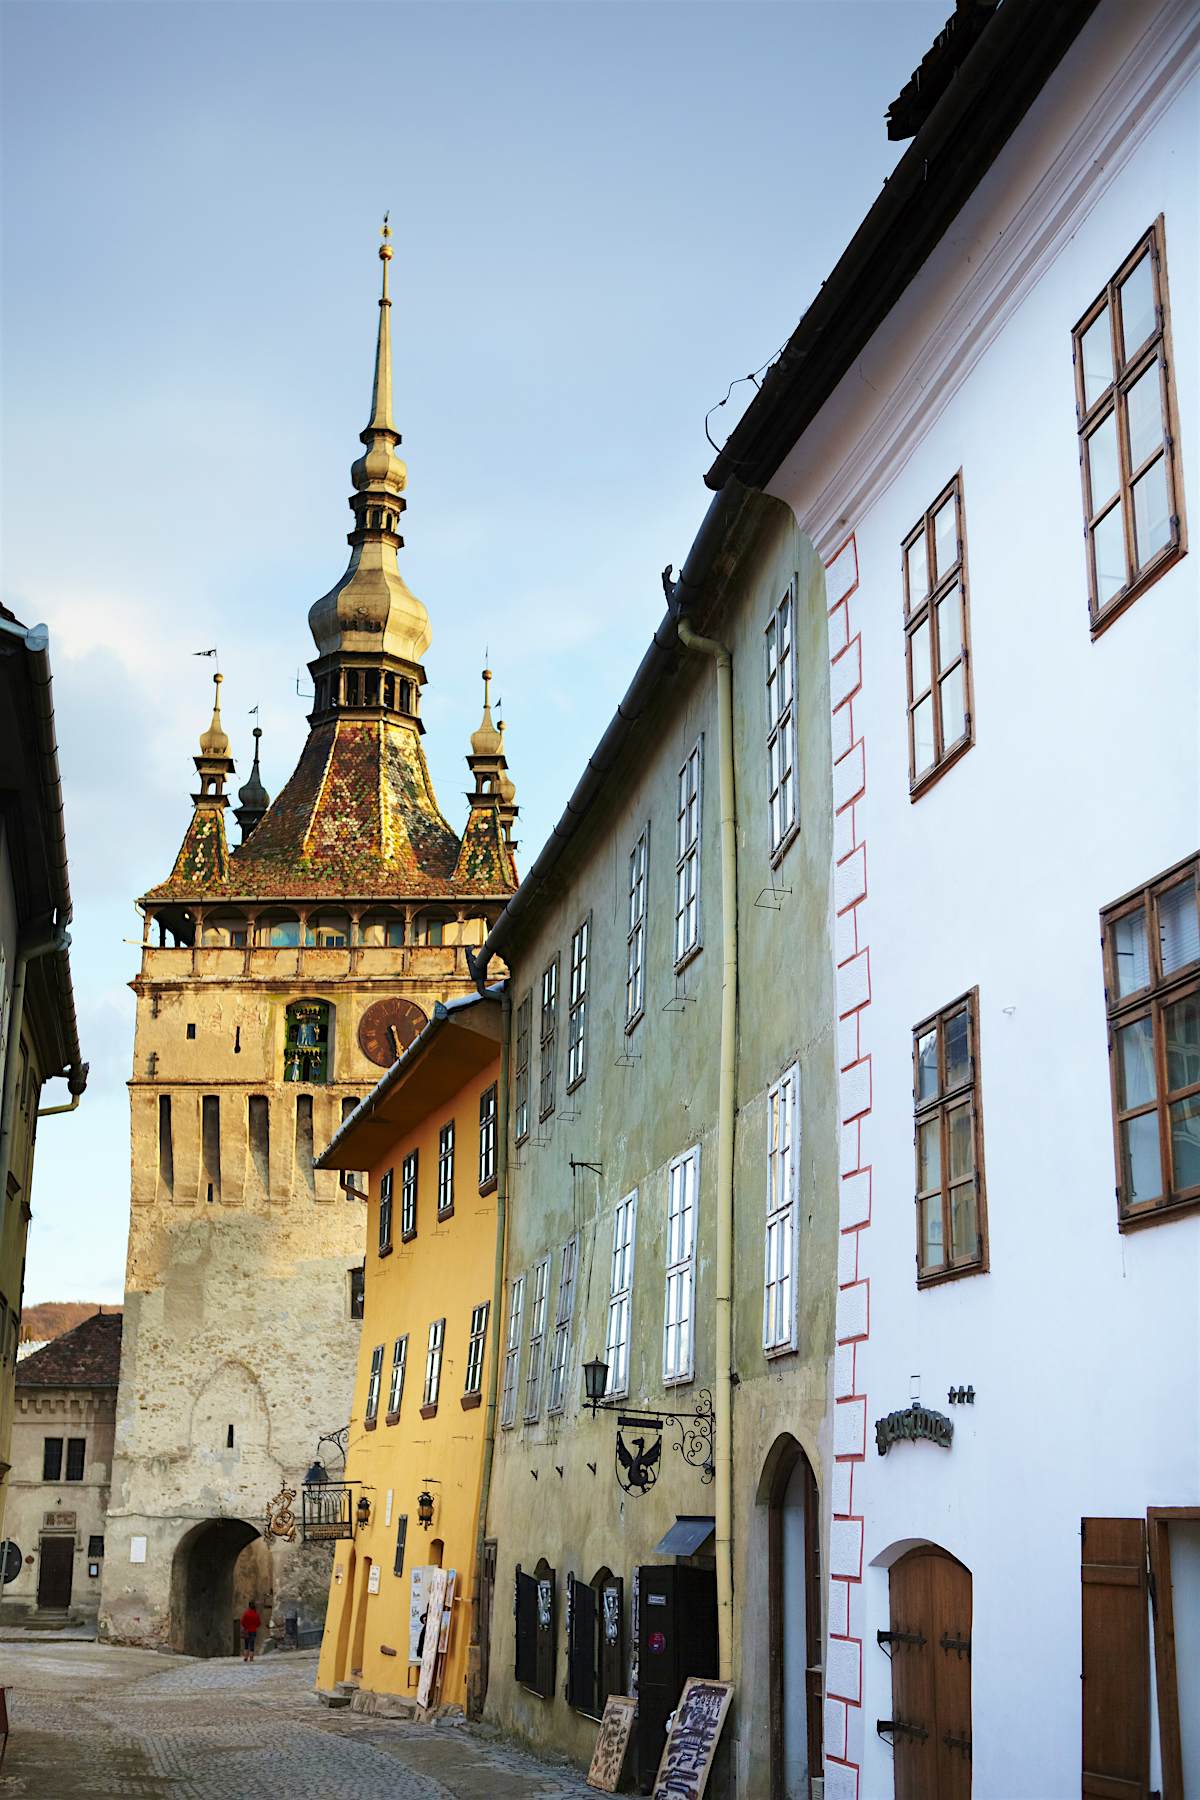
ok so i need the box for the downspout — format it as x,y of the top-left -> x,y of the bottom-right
676,614 -> 737,1684
469,977 -> 511,1715
0,926 -> 71,1201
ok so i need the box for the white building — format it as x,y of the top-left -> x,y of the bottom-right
708,1 -> 1198,1795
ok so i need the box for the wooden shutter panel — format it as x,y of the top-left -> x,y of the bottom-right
568,1576 -> 598,1714
1081,1517 -> 1150,1800
536,1569 -> 557,1700
515,1565 -> 538,1688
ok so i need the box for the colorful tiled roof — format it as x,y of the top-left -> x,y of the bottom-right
454,800 -> 518,890
16,1311 -> 123,1389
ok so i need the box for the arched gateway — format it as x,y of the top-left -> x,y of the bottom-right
170,1519 -> 272,1658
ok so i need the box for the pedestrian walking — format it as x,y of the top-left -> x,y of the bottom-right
241,1601 -> 261,1662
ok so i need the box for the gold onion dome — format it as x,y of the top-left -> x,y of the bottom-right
471,668 -> 502,757
198,673 -> 230,756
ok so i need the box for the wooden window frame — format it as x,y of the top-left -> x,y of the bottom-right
378,1167 -> 394,1256
385,1333 -> 408,1423
912,988 -> 989,1285
605,1190 -> 637,1399
547,1233 -> 579,1415
400,1148 -> 418,1241
626,828 -> 649,1031
539,957 -> 559,1122
663,1145 -> 699,1385
500,1274 -> 525,1429
1102,853 -> 1200,1229
421,1317 -> 445,1416
1073,217 -> 1187,638
903,471 -> 974,798
365,1342 -> 384,1425
524,1251 -> 552,1422
675,739 -> 703,969
1148,1505 -> 1200,1800
437,1119 -> 455,1219
567,915 -> 590,1091
463,1301 -> 489,1403
763,1062 -> 801,1355
65,1438 -> 86,1483
478,1083 -> 498,1194
513,992 -> 532,1145
765,585 -> 799,862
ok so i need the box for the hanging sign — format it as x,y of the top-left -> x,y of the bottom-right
615,1420 -> 662,1494
652,1676 -> 734,1800
875,1403 -> 953,1456
266,1487 -> 298,1541
587,1694 -> 637,1793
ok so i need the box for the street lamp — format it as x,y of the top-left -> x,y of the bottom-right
303,1460 -> 329,1489
417,1489 -> 435,1530
583,1355 -> 610,1413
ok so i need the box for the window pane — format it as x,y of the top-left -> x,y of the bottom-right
939,664 -> 966,749
944,1007 -> 970,1089
922,1196 -> 945,1270
949,1181 -> 977,1260
1114,906 -> 1150,997
916,1030 -> 938,1103
1159,880 -> 1200,976
1165,994 -> 1200,1095
909,619 -> 931,697
905,532 -> 928,608
1169,1095 -> 1200,1190
1086,412 -> 1120,513
1092,502 -> 1127,608
917,1118 -> 941,1192
913,695 -> 935,776
947,1103 -> 973,1181
1132,457 -> 1171,568
1119,254 -> 1156,362
1126,361 -> 1163,472
936,585 -> 962,672
1081,307 -> 1113,409
1116,1015 -> 1157,1110
932,495 -> 957,581
1121,1112 -> 1162,1203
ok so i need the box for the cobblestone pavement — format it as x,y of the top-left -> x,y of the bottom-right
0,1641 -> 600,1799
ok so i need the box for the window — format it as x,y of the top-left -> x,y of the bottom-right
500,1275 -> 525,1428
1102,855 -> 1200,1225
548,1235 -> 579,1414
567,1569 -> 624,1719
524,1253 -> 552,1421
763,1063 -> 800,1353
627,829 -> 649,1028
88,1535 -> 104,1559
479,1084 -> 498,1191
539,958 -> 559,1121
437,1121 -> 455,1218
766,586 -> 798,858
1073,219 -> 1185,633
464,1302 -> 489,1397
566,919 -> 590,1089
675,742 -> 703,965
386,1334 -> 408,1418
605,1191 -> 638,1398
65,1439 -> 85,1482
365,1344 -> 384,1422
664,1146 -> 699,1382
305,912 -> 350,948
378,1168 -> 394,1254
283,999 -> 330,1083
903,473 -> 973,792
42,1437 -> 63,1482
913,990 -> 987,1281
422,1318 -> 445,1412
401,1149 -> 418,1239
513,993 -> 532,1144
349,1264 -> 365,1320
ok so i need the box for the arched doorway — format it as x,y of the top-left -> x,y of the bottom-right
765,1437 -> 822,1800
886,1545 -> 972,1799
170,1519 -> 272,1658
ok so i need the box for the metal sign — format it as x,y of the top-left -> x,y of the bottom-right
875,1403 -> 954,1456
266,1487 -> 298,1542
616,1420 -> 662,1494
301,1483 -> 355,1542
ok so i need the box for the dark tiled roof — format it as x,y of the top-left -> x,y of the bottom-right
17,1311 -> 123,1389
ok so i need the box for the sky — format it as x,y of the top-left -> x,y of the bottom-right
1,0 -> 947,1305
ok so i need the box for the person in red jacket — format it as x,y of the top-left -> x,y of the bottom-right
240,1601 -> 261,1662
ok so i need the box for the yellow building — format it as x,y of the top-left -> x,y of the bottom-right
314,990 -> 503,1716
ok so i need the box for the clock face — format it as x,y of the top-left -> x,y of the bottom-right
358,997 -> 428,1068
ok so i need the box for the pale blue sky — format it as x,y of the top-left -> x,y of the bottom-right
1,0 -> 946,1303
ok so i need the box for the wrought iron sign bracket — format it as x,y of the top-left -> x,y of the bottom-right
590,1390 -> 715,1494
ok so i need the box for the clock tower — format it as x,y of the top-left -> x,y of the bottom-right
99,224 -> 517,1655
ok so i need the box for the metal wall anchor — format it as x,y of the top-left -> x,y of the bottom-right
943,1729 -> 973,1758
939,1631 -> 971,1659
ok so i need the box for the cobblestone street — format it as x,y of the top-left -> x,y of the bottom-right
0,1641 -> 599,1799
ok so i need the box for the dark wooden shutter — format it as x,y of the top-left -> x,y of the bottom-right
1082,1517 -> 1150,1800
568,1575 -> 598,1714
393,1515 -> 407,1578
600,1575 -> 624,1712
535,1568 -> 557,1700
515,1565 -> 538,1688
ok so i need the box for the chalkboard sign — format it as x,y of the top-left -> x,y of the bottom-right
651,1676 -> 734,1800
587,1693 -> 637,1792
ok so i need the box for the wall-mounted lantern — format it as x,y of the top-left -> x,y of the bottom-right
582,1356 -> 610,1413
417,1489 -> 435,1530
355,1494 -> 371,1530
582,1349 -> 714,1492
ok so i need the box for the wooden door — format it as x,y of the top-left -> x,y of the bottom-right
888,1547 -> 972,1800
37,1536 -> 74,1610
1081,1517 -> 1149,1799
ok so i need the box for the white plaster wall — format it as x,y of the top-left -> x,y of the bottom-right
769,4 -> 1199,1795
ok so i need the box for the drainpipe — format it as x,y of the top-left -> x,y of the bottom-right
0,925 -> 71,1200
468,977 -> 512,1715
676,614 -> 737,1684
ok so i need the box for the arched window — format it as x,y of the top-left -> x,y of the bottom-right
567,1567 -> 623,1719
305,912 -> 350,949
399,679 -> 412,714
364,671 -> 379,708
201,912 -> 249,948
283,1000 -> 331,1084
382,675 -> 395,711
258,912 -> 300,948
344,670 -> 360,708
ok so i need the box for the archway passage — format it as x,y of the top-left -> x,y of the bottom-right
765,1437 -> 822,1800
887,1545 -> 972,1800
170,1519 -> 271,1658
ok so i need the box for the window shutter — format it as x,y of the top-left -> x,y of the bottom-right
568,1577 -> 598,1716
600,1575 -> 624,1712
535,1569 -> 557,1700
515,1566 -> 538,1689
1081,1517 -> 1150,1799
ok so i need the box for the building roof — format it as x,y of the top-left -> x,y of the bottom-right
16,1310 -> 122,1389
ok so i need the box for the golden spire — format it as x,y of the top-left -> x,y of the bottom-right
192,671 -> 235,810
366,213 -> 394,435
198,672 -> 230,757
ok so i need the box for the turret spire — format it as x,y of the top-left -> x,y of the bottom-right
195,673 -> 233,801
234,725 -> 270,842
366,213 -> 394,434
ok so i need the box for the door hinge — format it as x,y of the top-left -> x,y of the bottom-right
877,1627 -> 927,1653
943,1729 -> 972,1759
877,1718 -> 929,1744
940,1630 -> 971,1660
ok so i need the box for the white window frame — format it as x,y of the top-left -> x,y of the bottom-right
387,1333 -> 408,1415
423,1317 -> 445,1409
547,1234 -> 579,1414
464,1302 -> 489,1395
605,1190 -> 638,1398
479,1083 -> 497,1189
401,1149 -> 418,1237
500,1274 -> 525,1429
365,1343 -> 384,1421
664,1146 -> 700,1385
378,1167 -> 394,1252
626,828 -> 649,1029
763,1063 -> 801,1354
766,584 -> 799,860
524,1252 -> 552,1421
513,993 -> 532,1144
675,740 -> 703,967
539,959 -> 559,1121
437,1120 -> 455,1216
567,917 -> 590,1089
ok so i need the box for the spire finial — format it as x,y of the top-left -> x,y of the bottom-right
366,214 -> 395,433
235,717 -> 270,841
199,671 -> 230,757
470,666 -> 501,758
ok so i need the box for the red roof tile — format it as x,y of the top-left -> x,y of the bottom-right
17,1311 -> 123,1389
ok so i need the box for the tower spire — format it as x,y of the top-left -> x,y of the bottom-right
234,724 -> 270,842
366,214 -> 394,435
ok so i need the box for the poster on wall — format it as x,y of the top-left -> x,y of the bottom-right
651,1677 -> 734,1800
416,1567 -> 448,1709
587,1694 -> 637,1792
409,1565 -> 435,1663
367,1565 -> 381,1595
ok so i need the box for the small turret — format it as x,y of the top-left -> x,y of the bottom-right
234,726 -> 270,843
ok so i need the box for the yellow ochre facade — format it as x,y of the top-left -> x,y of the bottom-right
315,991 -> 502,1714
